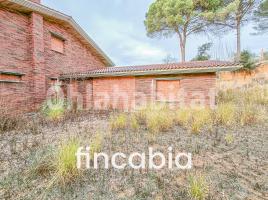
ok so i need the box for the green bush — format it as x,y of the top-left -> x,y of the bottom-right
240,50 -> 257,70
41,98 -> 68,120
188,174 -> 209,200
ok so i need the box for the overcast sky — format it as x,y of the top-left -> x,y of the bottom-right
42,0 -> 267,66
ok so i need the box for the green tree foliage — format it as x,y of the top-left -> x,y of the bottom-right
253,0 -> 268,34
207,0 -> 259,59
192,42 -> 213,61
240,50 -> 257,70
144,0 -> 221,62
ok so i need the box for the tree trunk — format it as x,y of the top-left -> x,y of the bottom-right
177,30 -> 187,62
236,20 -> 241,60
180,42 -> 186,62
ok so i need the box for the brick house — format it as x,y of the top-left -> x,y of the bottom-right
0,0 -> 241,112
0,0 -> 113,112
61,61 -> 241,111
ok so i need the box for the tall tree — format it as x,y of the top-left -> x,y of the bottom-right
144,0 -> 221,62
253,0 -> 268,34
209,0 -> 259,59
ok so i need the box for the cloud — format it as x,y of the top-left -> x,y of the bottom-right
89,18 -> 167,65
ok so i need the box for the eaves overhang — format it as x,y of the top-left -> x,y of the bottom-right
60,65 -> 243,80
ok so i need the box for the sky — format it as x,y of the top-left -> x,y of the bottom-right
42,0 -> 267,66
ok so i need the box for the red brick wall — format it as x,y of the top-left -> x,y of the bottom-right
65,73 -> 217,111
92,77 -> 136,111
135,74 -> 216,109
0,7 -> 107,112
0,8 -> 33,111
43,20 -> 106,77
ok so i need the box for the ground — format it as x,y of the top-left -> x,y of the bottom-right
0,112 -> 267,200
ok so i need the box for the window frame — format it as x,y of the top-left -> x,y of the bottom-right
50,32 -> 66,54
153,77 -> 182,103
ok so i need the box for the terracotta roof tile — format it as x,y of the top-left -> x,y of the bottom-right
61,60 -> 242,78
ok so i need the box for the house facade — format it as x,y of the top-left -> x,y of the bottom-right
0,0 -> 242,113
61,61 -> 241,111
0,0 -> 113,112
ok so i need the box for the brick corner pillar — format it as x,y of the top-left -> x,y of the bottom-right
30,12 -> 46,109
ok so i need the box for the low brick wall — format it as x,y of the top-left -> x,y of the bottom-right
66,73 -> 217,111
217,62 -> 268,90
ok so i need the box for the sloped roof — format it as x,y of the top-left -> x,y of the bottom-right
61,60 -> 242,79
0,0 -> 114,66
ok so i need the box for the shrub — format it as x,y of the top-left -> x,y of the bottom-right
215,103 -> 237,126
90,132 -> 104,158
109,113 -> 128,131
41,98 -> 68,120
55,139 -> 80,184
240,50 -> 257,70
188,174 -> 209,200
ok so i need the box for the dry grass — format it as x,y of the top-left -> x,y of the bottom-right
130,114 -> 140,131
188,174 -> 209,200
215,103 -> 237,126
109,113 -> 128,131
29,138 -> 80,186
1,84 -> 268,199
189,108 -> 213,134
175,108 -> 193,127
90,132 -> 104,158
135,104 -> 175,134
217,85 -> 268,126
218,85 -> 268,106
56,139 -> 80,184
1,110 -> 267,199
0,111 -> 22,134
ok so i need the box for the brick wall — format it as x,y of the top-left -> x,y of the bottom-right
43,20 -> 106,77
65,73 -> 217,111
93,77 -> 136,111
135,73 -> 216,109
0,7 -> 107,112
0,8 -> 33,111
217,62 -> 268,90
